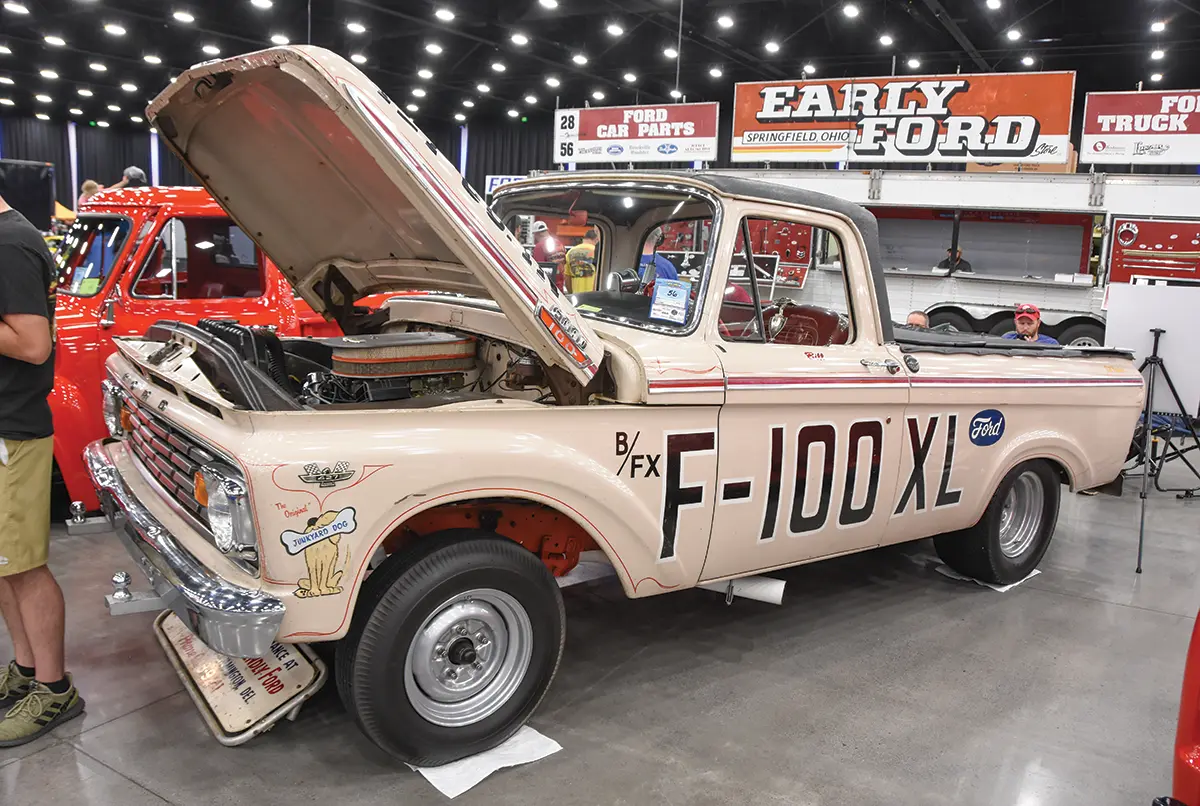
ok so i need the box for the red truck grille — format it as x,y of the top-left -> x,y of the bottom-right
123,397 -> 218,531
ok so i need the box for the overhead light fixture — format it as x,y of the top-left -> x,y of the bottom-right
803,63 -> 816,75
986,0 -> 1001,7
425,42 -> 443,55
524,94 -> 537,104
77,88 -> 93,96
764,41 -> 780,53
623,72 -> 637,82
40,69 -> 58,79
144,54 -> 162,64
35,93 -> 52,102
106,103 -> 120,112
434,8 -> 454,21
202,44 -> 220,56
491,62 -> 506,72
0,76 -> 11,85
96,120 -> 109,127
462,99 -> 475,107
0,45 -> 10,54
907,57 -> 921,68
1152,49 -> 1165,60
173,10 -> 194,23
350,53 -> 367,64
270,34 -> 289,45
35,112 -> 48,120
418,68 -> 434,79
3,2 -> 29,14
538,0 -> 557,7
346,21 -> 366,34
879,34 -> 894,46
412,87 -> 427,97
454,112 -> 466,121
476,83 -> 490,93
663,47 -> 678,58
670,89 -> 682,99
842,3 -> 859,18
405,103 -> 418,112
89,63 -> 106,72
121,82 -> 137,92
511,32 -> 529,46
1151,73 -> 1163,82
1006,29 -> 1021,41
591,89 -> 605,100
0,98 -> 13,106
709,66 -> 723,78
572,53 -> 588,65
622,196 -> 634,208
104,23 -> 126,36
545,76 -> 560,87
606,23 -> 623,36
507,108 -> 519,117
1151,21 -> 1166,33
69,107 -> 82,115
44,35 -> 66,47
717,14 -> 733,28
1021,55 -> 1034,66
130,115 -> 143,123
251,0 -> 273,7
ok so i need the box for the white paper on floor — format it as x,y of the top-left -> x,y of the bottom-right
407,726 -> 562,799
935,565 -> 1041,593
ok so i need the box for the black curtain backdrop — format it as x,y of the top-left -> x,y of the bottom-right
158,138 -> 199,186
76,125 -> 150,192
1,116 -> 72,204
464,120 -> 552,193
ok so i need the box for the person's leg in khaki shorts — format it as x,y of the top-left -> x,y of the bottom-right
0,436 -> 83,745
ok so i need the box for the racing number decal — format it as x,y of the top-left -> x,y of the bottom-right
659,430 -> 716,561
789,424 -> 836,535
840,420 -> 883,527
894,414 -> 962,516
758,425 -> 785,542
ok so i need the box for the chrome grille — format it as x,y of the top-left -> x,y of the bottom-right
123,396 -> 215,527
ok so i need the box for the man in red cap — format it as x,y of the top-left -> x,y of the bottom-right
1002,303 -> 1058,344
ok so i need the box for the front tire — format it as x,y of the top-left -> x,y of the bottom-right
336,531 -> 565,766
934,460 -> 1061,585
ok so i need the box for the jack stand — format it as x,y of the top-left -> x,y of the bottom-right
66,501 -> 112,536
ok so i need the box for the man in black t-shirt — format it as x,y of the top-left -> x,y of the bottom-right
0,194 -> 84,746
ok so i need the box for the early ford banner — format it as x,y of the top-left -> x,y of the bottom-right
553,102 -> 719,164
730,71 -> 1075,164
1080,90 -> 1200,164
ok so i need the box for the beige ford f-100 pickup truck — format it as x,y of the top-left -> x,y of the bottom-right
85,47 -> 1144,765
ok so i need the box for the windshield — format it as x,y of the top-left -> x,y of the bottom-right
54,216 -> 132,297
493,183 -> 718,334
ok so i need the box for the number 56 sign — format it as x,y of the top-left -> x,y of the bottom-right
553,102 -> 719,164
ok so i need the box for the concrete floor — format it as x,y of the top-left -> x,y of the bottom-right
1,477 -> 1195,806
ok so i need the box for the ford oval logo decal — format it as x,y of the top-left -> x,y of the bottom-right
969,409 -> 1005,447
606,144 -> 624,155
657,143 -> 678,155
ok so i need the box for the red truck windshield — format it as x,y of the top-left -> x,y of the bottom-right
55,216 -> 132,297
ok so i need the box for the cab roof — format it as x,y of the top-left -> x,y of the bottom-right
81,186 -> 225,213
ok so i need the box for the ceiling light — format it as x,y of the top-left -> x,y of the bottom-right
572,53 -> 588,65
507,108 -> 519,117
0,99 -> 13,106
591,89 -> 605,100
89,63 -> 106,72
35,94 -> 51,103
96,120 -> 109,127
986,0 -> 1000,7
545,76 -> 560,87
1151,21 -> 1166,33
623,72 -> 637,82
77,88 -> 93,96
842,3 -> 859,18
346,21 -> 366,34
476,82 -> 490,93
1021,55 -> 1034,66
0,77 -> 11,85
1151,73 -> 1163,82
3,2 -> 29,14
425,43 -> 443,55
717,14 -> 733,28
251,0 -> 273,7
173,10 -> 194,23
709,66 -> 722,78
1006,29 -> 1021,41
622,196 -> 634,208
405,103 -> 418,112
270,34 -> 289,45
907,57 -> 921,68
454,112 -> 466,121
462,99 -> 475,107
202,44 -> 220,56
121,82 -> 137,92
606,23 -> 623,36
107,104 -> 120,111
69,107 -> 82,115
670,89 -> 682,99
1152,49 -> 1165,60
40,69 -> 58,80
664,47 -> 678,58
538,0 -> 557,7
412,87 -> 427,97
418,68 -> 434,79
879,34 -> 894,46
803,63 -> 816,75
144,54 -> 162,64
350,53 -> 367,64
434,8 -> 454,21
0,46 -> 10,54
35,112 -> 48,120
764,41 -> 780,53
511,32 -> 529,46
524,94 -> 537,104
491,62 -> 505,72
130,115 -> 143,122
104,23 -> 126,36
44,35 -> 66,47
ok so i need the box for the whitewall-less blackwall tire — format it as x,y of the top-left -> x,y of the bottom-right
336,530 -> 566,766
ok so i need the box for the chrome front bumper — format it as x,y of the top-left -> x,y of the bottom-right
84,440 -> 284,657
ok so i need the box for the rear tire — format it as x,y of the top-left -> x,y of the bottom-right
929,311 -> 972,333
336,531 -> 565,766
934,460 -> 1061,585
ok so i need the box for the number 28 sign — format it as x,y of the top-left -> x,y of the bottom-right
553,102 -> 720,164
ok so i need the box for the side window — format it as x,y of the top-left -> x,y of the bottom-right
719,216 -> 854,347
131,218 -> 264,300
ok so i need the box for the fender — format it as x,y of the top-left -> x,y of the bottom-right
48,376 -> 102,510
971,430 -> 1087,524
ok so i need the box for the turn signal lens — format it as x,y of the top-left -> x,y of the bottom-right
119,405 -> 134,433
194,471 -> 209,508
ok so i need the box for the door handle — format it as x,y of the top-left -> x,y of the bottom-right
860,358 -> 901,375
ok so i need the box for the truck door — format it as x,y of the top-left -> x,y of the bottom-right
701,210 -> 909,581
108,215 -> 287,336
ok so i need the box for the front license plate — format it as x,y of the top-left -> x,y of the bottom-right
154,611 -> 327,746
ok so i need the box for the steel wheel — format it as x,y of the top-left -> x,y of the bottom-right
1069,335 -> 1101,347
998,470 -> 1045,559
403,588 -> 533,728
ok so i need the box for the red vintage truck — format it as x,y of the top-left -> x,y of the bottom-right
51,186 -> 342,513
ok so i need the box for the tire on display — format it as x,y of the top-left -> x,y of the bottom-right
988,320 -> 1014,338
336,530 -> 565,766
929,311 -> 973,333
1057,322 -> 1105,347
933,460 -> 1061,585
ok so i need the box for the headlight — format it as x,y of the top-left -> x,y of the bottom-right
198,464 -> 256,557
101,380 -> 123,438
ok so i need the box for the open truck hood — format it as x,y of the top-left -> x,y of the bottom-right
146,46 -> 602,385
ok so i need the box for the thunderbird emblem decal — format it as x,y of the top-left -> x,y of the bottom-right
298,461 -> 355,488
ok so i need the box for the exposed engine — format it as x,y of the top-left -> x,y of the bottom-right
301,332 -> 476,405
